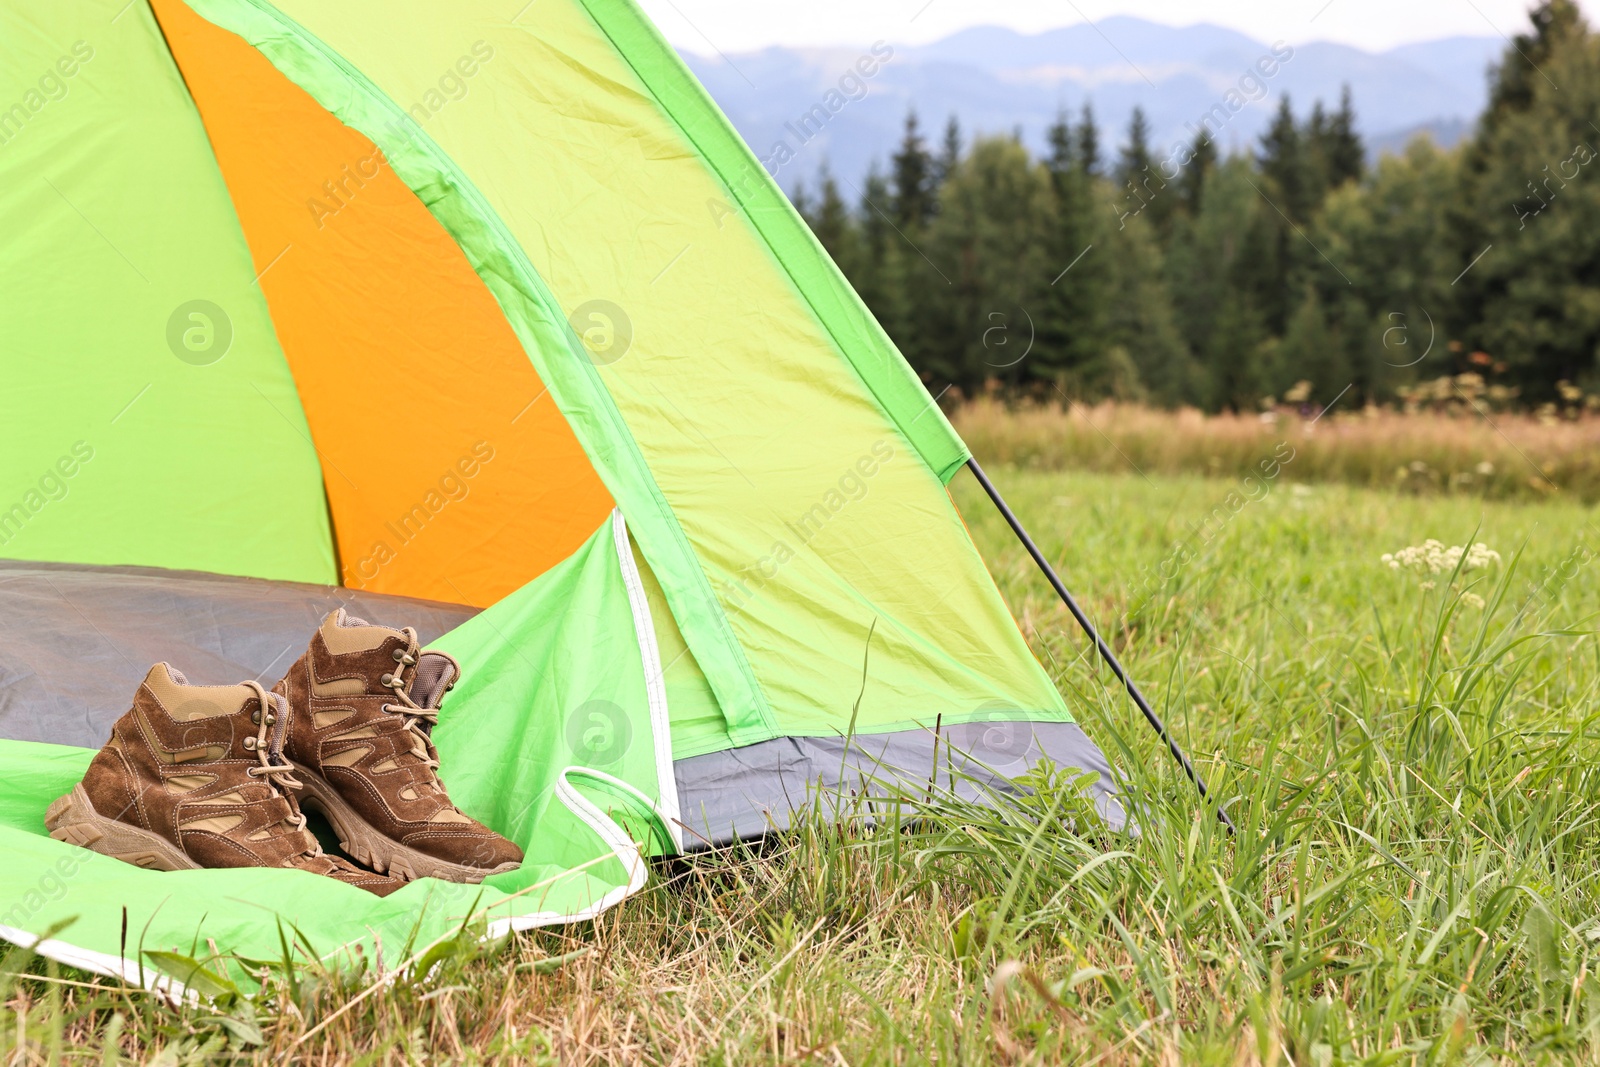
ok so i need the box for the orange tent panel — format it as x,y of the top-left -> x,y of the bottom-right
152,0 -> 613,607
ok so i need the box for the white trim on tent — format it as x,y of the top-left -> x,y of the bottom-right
0,923 -> 195,1005
486,767 -> 653,937
610,508 -> 684,852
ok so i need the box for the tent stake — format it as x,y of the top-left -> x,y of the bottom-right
965,458 -> 1236,835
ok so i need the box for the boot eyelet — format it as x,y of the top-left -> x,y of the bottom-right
243,736 -> 258,750
251,710 -> 261,725
381,672 -> 396,686
265,714 -> 277,726
392,648 -> 406,662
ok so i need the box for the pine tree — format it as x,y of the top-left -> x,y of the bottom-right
809,166 -> 855,269
1116,108 -> 1157,199
1483,0 -> 1584,123
1105,209 -> 1191,403
1117,106 -> 1177,234
1076,102 -> 1102,177
1118,107 -> 1153,179
1325,86 -> 1365,188
1046,109 -> 1074,179
1259,96 -> 1310,221
1044,111 -> 1085,232
936,115 -> 962,187
855,165 -> 895,314
1037,114 -> 1115,395
1304,100 -> 1332,208
1255,96 -> 1313,335
927,115 -> 961,222
1176,130 -> 1217,217
891,111 -> 936,230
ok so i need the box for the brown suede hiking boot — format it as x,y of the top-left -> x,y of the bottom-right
271,610 -> 522,883
44,664 -> 403,896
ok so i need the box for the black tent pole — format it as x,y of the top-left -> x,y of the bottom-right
965,458 -> 1236,835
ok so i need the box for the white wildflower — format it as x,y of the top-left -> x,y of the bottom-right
1462,592 -> 1486,609
1476,461 -> 1495,476
1382,540 -> 1502,576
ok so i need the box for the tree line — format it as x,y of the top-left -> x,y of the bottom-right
793,1 -> 1600,411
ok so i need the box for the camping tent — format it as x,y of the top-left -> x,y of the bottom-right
0,0 -> 1121,989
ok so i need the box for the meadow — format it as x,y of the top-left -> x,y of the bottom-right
5,414 -> 1600,1064
952,397 -> 1600,502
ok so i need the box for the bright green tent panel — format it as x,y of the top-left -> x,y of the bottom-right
431,511 -> 679,857
180,0 -> 1074,746
0,0 -> 335,583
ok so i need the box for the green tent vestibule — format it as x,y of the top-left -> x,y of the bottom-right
0,0 -> 1122,991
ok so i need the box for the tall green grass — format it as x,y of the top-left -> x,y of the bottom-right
4,468 -> 1599,1063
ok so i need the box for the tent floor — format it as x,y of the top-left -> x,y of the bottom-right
0,559 -> 1126,847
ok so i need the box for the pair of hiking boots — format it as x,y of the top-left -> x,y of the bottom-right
43,610 -> 522,897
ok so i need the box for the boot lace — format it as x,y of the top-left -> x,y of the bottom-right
380,627 -> 443,773
240,680 -> 313,842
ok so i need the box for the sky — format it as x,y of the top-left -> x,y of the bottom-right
636,0 -> 1600,55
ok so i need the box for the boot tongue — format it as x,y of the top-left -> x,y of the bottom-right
322,608 -> 409,688
324,608 -> 458,709
324,608 -> 406,653
409,653 -> 460,710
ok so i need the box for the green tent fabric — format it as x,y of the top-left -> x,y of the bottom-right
0,514 -> 670,989
0,0 -> 335,582
0,0 -> 1124,992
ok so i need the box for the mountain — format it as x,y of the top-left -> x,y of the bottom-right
1383,36 -> 1506,101
679,19 -> 1502,192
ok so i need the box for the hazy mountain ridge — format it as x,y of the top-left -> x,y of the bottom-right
680,18 -> 1501,190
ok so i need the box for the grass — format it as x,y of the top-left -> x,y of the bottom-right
6,459 -> 1600,1064
952,398 -> 1600,502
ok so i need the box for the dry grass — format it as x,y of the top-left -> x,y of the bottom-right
952,397 -> 1600,502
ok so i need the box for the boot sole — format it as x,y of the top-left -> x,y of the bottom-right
296,769 -> 519,884
44,785 -> 200,872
